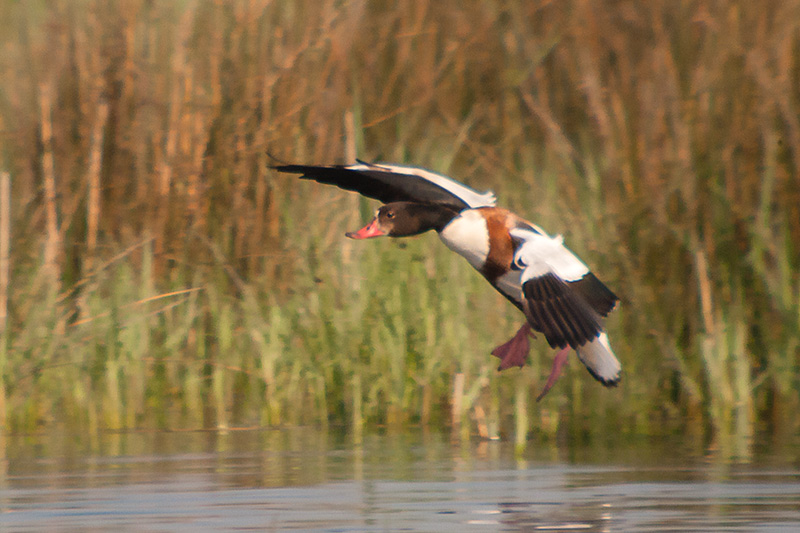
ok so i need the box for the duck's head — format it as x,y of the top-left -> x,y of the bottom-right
346,202 -> 457,239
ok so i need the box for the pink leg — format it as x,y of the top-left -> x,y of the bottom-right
536,347 -> 571,402
491,323 -> 533,370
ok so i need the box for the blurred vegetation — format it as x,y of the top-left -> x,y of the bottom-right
0,0 -> 798,451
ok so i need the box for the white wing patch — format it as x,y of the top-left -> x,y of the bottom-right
348,162 -> 496,208
510,228 -> 589,283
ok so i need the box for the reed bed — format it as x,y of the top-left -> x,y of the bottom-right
0,0 -> 798,446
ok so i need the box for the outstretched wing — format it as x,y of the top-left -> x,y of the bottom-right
272,161 -> 496,210
510,228 -> 618,347
510,228 -> 621,384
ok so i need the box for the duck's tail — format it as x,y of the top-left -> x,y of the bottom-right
575,332 -> 621,386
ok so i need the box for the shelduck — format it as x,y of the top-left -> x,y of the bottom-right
274,161 -> 621,399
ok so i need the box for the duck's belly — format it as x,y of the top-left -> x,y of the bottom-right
492,269 -> 524,307
438,210 -> 490,270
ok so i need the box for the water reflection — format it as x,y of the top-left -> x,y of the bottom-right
0,428 -> 798,531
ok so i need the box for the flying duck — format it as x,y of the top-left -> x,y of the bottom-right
274,161 -> 621,399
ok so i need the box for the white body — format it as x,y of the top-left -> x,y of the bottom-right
438,210 -> 491,270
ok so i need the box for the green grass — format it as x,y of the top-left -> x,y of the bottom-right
0,0 -> 798,449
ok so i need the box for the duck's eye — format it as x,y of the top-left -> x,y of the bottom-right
386,211 -> 395,219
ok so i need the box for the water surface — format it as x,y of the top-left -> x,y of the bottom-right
0,428 -> 798,531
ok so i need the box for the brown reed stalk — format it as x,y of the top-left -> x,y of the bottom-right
85,100 -> 109,274
249,74 -> 275,275
153,7 -> 193,269
39,80 -> 61,294
186,100 -> 211,234
0,171 -> 9,334
451,372 -> 464,434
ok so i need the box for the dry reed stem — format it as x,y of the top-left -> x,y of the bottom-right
85,100 -> 110,273
694,246 -> 716,337
451,372 -> 464,431
39,80 -> 60,290
70,287 -> 204,327
472,404 -> 493,440
154,6 -> 194,267
0,172 -> 9,333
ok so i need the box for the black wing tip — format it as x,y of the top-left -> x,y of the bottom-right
272,159 -> 369,169
270,164 -> 304,173
571,272 -> 619,317
270,164 -> 356,182
271,163 -> 334,172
